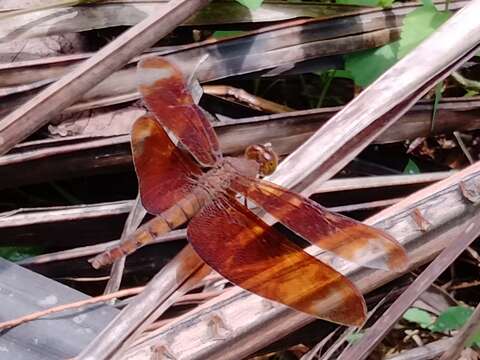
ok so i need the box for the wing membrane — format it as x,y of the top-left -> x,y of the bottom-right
137,56 -> 221,166
131,114 -> 201,214
231,177 -> 408,271
187,195 -> 366,326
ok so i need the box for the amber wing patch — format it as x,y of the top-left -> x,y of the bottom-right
131,114 -> 202,214
231,177 -> 409,272
137,56 -> 221,167
187,195 -> 366,326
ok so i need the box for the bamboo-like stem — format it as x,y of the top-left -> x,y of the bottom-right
338,212 -> 480,360
104,194 -> 145,294
0,0 -> 210,155
75,245 -> 205,360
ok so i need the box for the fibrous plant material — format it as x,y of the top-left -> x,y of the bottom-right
0,98 -> 472,189
337,212 -> 480,360
0,0 -> 210,155
103,194 -> 145,294
267,1 -> 480,196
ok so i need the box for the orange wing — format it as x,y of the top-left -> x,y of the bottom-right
231,177 -> 408,272
137,56 -> 221,167
131,114 -> 202,214
187,195 -> 366,326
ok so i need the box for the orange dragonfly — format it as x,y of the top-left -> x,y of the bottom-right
90,56 -> 408,326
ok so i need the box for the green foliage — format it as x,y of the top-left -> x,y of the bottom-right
345,42 -> 399,88
331,69 -> 354,80
430,306 -> 473,332
403,159 -> 420,174
345,3 -> 451,87
431,81 -> 443,130
335,0 -> 387,7
0,246 -> 41,261
403,306 -> 480,347
346,332 -> 364,344
467,330 -> 480,348
403,308 -> 435,328
235,0 -> 264,10
212,31 -> 245,39
397,2 -> 451,58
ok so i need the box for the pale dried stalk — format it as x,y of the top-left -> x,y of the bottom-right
104,194 -> 145,294
338,212 -> 480,360
386,338 -> 453,360
0,0 -> 209,155
17,229 -> 185,265
268,1 -> 480,196
111,264 -> 212,359
203,85 -> 294,113
75,245 -> 205,360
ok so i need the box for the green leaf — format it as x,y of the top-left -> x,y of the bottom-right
235,0 -> 264,10
465,89 -> 480,97
466,330 -> 480,348
212,30 -> 245,39
344,3 -> 450,87
430,306 -> 474,332
404,159 -> 420,174
403,308 -> 435,328
0,246 -> 41,261
346,332 -> 364,344
332,69 -> 354,80
398,5 -> 451,58
378,0 -> 394,8
344,41 -> 399,87
335,0 -> 379,7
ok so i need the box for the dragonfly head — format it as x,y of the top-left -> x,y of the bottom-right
244,143 -> 278,177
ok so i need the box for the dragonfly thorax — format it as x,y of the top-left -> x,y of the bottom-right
196,157 -> 258,196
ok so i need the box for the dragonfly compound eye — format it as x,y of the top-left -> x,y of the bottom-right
244,144 -> 278,177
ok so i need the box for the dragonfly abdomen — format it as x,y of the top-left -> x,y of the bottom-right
89,188 -> 209,269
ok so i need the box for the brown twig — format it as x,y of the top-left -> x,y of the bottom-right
448,280 -> 480,290
203,85 -> 294,113
104,194 -> 146,295
0,286 -> 144,331
0,286 -> 224,333
454,131 -> 475,164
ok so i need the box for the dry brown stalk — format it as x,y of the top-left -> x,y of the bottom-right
0,286 -> 144,331
203,85 -> 295,113
0,0 -> 209,155
104,194 -> 145,294
337,213 -> 480,360
0,286 -> 224,333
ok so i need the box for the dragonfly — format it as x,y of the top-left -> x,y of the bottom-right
90,56 -> 408,326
